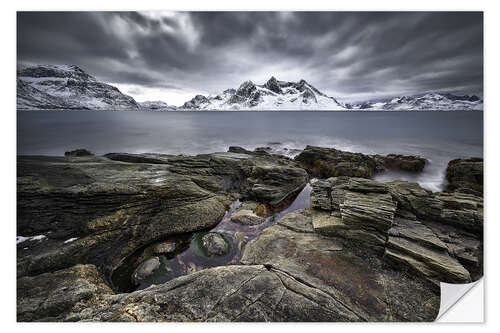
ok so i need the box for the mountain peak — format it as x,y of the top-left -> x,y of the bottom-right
17,64 -> 139,110
264,76 -> 282,94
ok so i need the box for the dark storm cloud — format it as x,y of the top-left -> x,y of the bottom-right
17,11 -> 483,104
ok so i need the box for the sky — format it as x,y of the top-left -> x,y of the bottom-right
17,11 -> 483,106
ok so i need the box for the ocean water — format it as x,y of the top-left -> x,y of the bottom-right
17,110 -> 483,192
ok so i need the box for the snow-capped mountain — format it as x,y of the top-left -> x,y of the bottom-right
350,93 -> 483,111
139,101 -> 177,110
17,65 -> 140,110
181,77 -> 347,110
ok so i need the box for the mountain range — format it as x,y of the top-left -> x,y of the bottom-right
181,77 -> 346,110
348,93 -> 483,111
17,65 -> 483,111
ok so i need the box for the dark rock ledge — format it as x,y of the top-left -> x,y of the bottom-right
16,147 -> 483,322
295,145 -> 427,178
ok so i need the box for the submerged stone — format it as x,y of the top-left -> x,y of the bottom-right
201,232 -> 230,257
152,241 -> 177,255
132,257 -> 161,285
231,209 -> 266,225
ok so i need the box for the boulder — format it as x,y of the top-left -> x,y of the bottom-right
228,146 -> 253,154
374,154 -> 426,172
132,257 -> 161,285
64,149 -> 94,157
295,145 -> 377,178
231,209 -> 265,225
201,233 -> 230,257
295,146 -> 428,179
445,158 -> 483,196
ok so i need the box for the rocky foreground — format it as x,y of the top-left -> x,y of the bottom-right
17,146 -> 483,322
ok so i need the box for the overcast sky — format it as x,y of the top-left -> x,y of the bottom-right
17,11 -> 483,106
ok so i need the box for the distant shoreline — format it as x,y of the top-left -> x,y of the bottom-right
16,109 -> 484,112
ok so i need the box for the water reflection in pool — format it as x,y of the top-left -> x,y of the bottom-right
132,183 -> 312,291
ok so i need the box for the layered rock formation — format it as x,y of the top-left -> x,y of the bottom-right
308,177 -> 482,285
17,146 -> 483,322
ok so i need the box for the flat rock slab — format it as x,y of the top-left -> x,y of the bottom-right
241,214 -> 440,322
67,265 -> 365,322
17,264 -> 112,322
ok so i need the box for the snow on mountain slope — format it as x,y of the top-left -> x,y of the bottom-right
181,77 -> 347,110
139,101 -> 177,110
350,93 -> 483,111
17,65 -> 140,110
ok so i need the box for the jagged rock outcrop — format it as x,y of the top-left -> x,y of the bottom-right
17,65 -> 140,110
307,176 -> 482,286
310,177 -> 396,249
228,146 -> 271,156
445,158 -> 483,196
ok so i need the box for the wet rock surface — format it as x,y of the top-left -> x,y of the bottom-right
132,257 -> 161,285
231,201 -> 267,226
374,154 -> 427,173
295,145 -> 427,178
295,145 -> 379,178
17,151 -> 307,280
17,146 -> 483,322
445,158 -> 483,196
201,233 -> 230,257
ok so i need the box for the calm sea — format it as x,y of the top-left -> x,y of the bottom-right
17,110 -> 483,192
